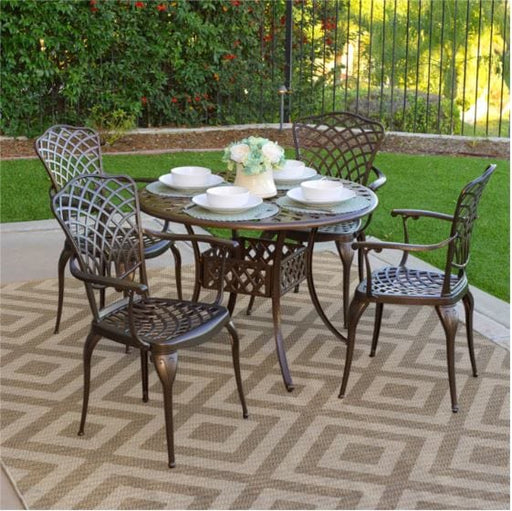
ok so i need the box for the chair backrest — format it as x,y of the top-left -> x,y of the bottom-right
51,174 -> 147,318
35,125 -> 103,191
292,111 -> 385,184
443,164 -> 497,293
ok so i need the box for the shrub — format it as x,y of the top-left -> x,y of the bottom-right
0,0 -> 284,136
86,106 -> 137,146
344,88 -> 461,135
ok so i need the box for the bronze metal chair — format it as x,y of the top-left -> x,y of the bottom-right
339,164 -> 497,412
272,112 -> 386,328
51,174 -> 248,468
35,124 -> 183,333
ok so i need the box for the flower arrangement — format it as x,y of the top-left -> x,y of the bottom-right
223,136 -> 285,175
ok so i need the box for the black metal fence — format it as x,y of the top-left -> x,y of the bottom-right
253,0 -> 510,138
297,0 -> 510,137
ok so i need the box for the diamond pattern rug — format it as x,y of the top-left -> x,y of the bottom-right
1,254 -> 509,509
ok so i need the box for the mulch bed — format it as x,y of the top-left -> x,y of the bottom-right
1,126 -> 508,160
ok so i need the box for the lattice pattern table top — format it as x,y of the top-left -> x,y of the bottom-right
139,179 -> 378,232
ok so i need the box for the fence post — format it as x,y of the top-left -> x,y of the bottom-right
284,0 -> 293,122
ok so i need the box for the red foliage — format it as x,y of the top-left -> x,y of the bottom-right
322,17 -> 337,31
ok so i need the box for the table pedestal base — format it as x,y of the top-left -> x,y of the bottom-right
197,232 -> 307,390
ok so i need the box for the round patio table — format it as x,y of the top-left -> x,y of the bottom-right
139,179 -> 378,391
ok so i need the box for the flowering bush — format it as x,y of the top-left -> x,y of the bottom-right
223,136 -> 285,175
1,0 -> 282,136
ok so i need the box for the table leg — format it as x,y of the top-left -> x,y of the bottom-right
227,292 -> 238,316
306,229 -> 348,344
272,231 -> 294,391
186,225 -> 202,302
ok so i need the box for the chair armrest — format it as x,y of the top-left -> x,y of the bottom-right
367,165 -> 386,191
131,176 -> 157,184
144,229 -> 240,253
390,209 -> 454,257
102,172 -> 155,185
391,209 -> 454,222
70,263 -> 148,295
353,235 -> 456,254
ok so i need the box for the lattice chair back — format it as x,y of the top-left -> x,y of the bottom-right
51,174 -> 148,318
35,125 -> 103,191
443,164 -> 496,294
292,112 -> 385,184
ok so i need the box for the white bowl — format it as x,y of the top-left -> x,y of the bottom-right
206,186 -> 250,208
275,159 -> 306,180
301,179 -> 344,202
171,166 -> 211,187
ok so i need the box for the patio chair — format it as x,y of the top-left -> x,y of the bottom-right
247,112 -> 386,326
50,174 -> 248,468
35,124 -> 183,334
339,164 -> 497,412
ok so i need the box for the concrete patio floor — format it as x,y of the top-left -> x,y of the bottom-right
0,218 -> 509,509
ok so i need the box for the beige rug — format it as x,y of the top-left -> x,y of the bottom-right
1,254 -> 509,509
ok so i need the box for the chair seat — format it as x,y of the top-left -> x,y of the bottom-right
97,297 -> 230,348
357,266 -> 467,304
317,219 -> 361,235
141,231 -> 172,257
286,219 -> 361,242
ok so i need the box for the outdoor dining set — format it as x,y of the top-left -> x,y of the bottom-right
34,112 -> 496,469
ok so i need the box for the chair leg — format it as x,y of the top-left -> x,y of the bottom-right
153,351 -> 179,468
370,303 -> 384,357
170,243 -> 183,301
462,291 -> 478,377
356,232 -> 366,283
78,332 -> 102,436
335,240 -> 354,329
435,305 -> 460,413
99,288 -> 106,309
246,295 -> 256,316
54,245 -> 72,334
339,295 -> 368,398
225,321 -> 249,418
141,349 -> 149,402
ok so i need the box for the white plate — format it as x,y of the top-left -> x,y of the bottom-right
286,186 -> 356,206
192,193 -> 263,213
159,173 -> 223,190
273,167 -> 318,184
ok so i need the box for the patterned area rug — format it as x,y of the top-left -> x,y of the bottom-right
1,254 -> 509,509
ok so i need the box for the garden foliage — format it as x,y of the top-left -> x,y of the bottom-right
0,0 -> 508,138
1,0 -> 286,136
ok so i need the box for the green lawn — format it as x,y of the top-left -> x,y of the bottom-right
1,151 -> 509,301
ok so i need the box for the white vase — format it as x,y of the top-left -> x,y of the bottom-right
234,164 -> 277,198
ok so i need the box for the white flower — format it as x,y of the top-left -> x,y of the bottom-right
230,143 -> 251,164
223,137 -> 285,175
261,141 -> 283,163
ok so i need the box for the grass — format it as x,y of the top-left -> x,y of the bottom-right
1,151 -> 509,301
